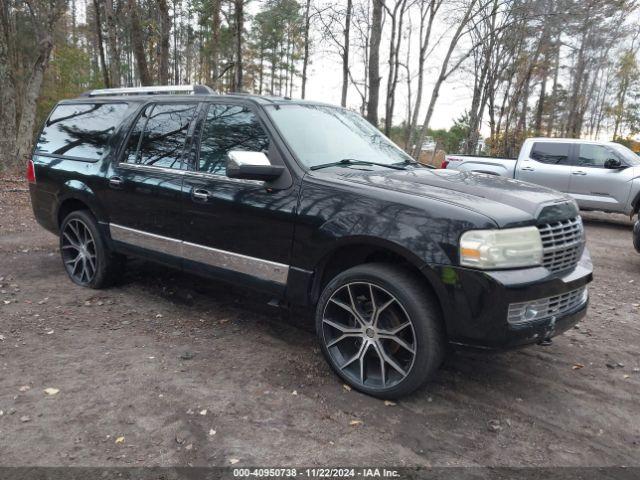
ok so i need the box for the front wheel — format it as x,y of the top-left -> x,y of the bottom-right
59,210 -> 124,289
316,263 -> 445,399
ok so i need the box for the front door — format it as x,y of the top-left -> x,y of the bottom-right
180,101 -> 298,294
569,143 -> 632,213
105,102 -> 199,264
516,141 -> 572,192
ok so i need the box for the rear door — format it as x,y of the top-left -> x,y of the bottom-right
180,101 -> 297,294
105,102 -> 199,264
569,143 -> 632,213
515,141 -> 572,192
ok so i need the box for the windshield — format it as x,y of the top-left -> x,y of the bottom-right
610,143 -> 640,165
266,104 -> 415,169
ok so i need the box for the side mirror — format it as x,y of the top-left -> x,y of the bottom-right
604,158 -> 624,169
226,151 -> 284,181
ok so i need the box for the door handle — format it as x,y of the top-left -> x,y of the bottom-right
572,170 -> 587,176
521,166 -> 535,172
192,188 -> 212,201
109,176 -> 124,187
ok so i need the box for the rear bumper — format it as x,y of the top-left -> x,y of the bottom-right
428,248 -> 593,350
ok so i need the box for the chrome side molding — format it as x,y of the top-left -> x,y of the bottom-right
109,223 -> 289,284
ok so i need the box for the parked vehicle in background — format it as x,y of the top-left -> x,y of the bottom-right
444,138 -> 640,217
421,136 -> 436,151
28,87 -> 592,398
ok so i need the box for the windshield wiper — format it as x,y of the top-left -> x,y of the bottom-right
310,158 -> 406,171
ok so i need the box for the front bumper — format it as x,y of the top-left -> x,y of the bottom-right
427,248 -> 593,350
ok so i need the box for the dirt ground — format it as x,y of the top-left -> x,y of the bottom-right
0,174 -> 639,468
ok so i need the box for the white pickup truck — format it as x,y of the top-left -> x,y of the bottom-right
444,138 -> 640,217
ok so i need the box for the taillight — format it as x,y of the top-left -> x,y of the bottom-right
26,159 -> 36,183
440,159 -> 449,169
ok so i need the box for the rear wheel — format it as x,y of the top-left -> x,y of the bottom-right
60,210 -> 124,288
316,263 -> 445,399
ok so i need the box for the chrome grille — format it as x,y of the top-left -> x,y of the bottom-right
537,217 -> 584,272
508,287 -> 588,325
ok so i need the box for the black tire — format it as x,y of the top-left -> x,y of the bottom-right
59,210 -> 125,289
315,263 -> 445,399
633,219 -> 640,253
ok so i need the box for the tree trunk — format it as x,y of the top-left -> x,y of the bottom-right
93,0 -> 110,87
15,33 -> 54,162
233,0 -> 243,91
366,0 -> 383,126
105,0 -> 120,87
157,0 -> 171,84
210,0 -> 221,88
341,0 -> 352,107
384,0 -> 407,136
0,2 -> 17,167
129,0 -> 152,85
301,0 -> 311,99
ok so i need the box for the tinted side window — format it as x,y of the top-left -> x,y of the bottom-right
577,144 -> 616,168
530,142 -> 570,165
199,104 -> 270,175
123,103 -> 196,168
36,103 -> 129,160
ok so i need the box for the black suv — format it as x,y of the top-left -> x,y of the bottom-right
28,85 -> 593,398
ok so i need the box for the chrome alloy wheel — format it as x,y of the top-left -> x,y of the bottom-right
61,218 -> 97,284
321,282 -> 417,389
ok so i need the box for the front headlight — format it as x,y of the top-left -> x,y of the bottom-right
459,226 -> 543,269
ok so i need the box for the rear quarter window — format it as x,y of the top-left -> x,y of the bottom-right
530,142 -> 570,165
35,102 -> 130,160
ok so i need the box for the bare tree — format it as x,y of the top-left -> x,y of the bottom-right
366,0 -> 383,126
412,0 -> 481,158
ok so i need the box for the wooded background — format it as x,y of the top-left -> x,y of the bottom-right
1,0 -> 639,170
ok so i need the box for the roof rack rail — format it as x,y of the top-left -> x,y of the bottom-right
82,84 -> 216,97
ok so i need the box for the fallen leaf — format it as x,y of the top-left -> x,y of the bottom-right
209,429 -> 216,436
20,415 -> 31,423
18,385 -> 30,392
185,444 -> 193,451
115,436 -> 125,444
199,409 -> 207,416
572,363 -> 584,370
349,420 -> 363,426
291,390 -> 298,396
229,458 -> 240,465
44,388 -> 60,396
624,375 -> 630,379
384,400 -> 396,406
0,334 -> 5,341
342,384 -> 351,392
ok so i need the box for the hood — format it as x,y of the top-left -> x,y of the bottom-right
323,167 -> 578,227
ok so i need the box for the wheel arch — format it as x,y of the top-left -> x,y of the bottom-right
309,237 -> 447,322
56,180 -> 107,228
